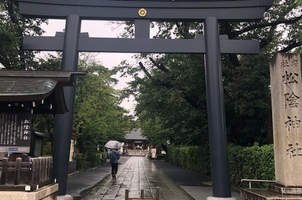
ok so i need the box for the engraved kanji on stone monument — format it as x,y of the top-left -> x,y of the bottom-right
270,53 -> 302,187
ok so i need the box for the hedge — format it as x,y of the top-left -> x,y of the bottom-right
167,143 -> 274,188
76,152 -> 107,172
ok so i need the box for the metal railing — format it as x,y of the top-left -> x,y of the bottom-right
241,179 -> 276,189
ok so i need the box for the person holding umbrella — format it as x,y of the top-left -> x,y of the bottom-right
109,144 -> 120,180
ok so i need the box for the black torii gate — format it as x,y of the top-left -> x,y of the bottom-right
14,0 -> 274,198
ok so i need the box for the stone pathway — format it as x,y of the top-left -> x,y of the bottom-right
83,157 -> 193,200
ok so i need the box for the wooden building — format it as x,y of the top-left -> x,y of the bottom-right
125,129 -> 148,150
0,70 -> 85,193
0,70 -> 85,156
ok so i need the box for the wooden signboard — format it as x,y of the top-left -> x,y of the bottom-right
0,112 -> 32,153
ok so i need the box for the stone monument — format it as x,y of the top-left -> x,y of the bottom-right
241,53 -> 302,200
269,53 -> 302,194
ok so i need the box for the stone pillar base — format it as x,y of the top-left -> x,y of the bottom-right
241,188 -> 302,200
57,194 -> 74,200
269,185 -> 302,195
0,183 -> 58,200
207,195 -> 237,200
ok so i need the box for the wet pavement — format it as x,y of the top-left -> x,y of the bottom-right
64,156 -> 242,200
82,156 -> 193,200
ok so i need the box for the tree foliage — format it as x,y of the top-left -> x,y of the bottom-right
73,54 -> 134,153
118,0 -> 302,147
28,52 -> 134,154
33,53 -> 135,154
0,0 -> 47,69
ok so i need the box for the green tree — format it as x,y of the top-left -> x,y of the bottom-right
0,0 -> 47,69
31,53 -> 134,154
132,55 -> 208,146
74,55 -> 134,153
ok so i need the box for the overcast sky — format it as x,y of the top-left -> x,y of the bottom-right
41,19 -> 139,111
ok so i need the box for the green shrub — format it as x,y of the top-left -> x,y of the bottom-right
43,142 -> 52,156
178,146 -> 187,168
228,143 -> 275,188
167,143 -> 274,188
76,153 -> 90,172
76,152 -> 107,171
147,153 -> 152,159
157,154 -> 168,161
87,152 -> 107,167
228,144 -> 245,185
167,144 -> 211,176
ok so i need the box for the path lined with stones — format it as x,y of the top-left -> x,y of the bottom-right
83,157 -> 193,200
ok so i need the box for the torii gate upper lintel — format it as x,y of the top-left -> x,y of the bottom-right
13,0 -> 275,198
15,0 -> 273,21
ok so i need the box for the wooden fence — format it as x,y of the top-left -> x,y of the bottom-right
0,156 -> 54,191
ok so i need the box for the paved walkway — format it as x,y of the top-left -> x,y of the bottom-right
64,156 -> 243,200
82,156 -> 193,200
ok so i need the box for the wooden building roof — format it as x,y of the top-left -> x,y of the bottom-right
125,129 -> 146,140
0,70 -> 86,114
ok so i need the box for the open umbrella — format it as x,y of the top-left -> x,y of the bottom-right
105,140 -> 121,149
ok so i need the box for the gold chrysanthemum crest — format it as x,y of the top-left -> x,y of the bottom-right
138,8 -> 147,17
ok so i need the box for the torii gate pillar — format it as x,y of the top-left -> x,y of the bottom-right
204,17 -> 233,198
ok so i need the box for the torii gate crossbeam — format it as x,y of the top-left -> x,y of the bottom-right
17,0 -> 273,21
23,34 -> 259,54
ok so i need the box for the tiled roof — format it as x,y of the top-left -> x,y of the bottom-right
0,78 -> 56,101
125,129 -> 146,140
0,70 -> 86,114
